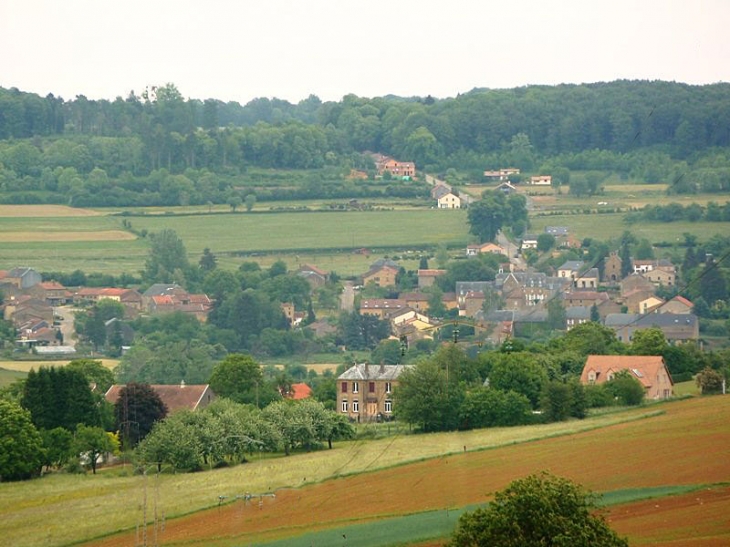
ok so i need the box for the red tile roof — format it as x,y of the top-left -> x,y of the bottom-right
289,383 -> 312,400
105,384 -> 215,413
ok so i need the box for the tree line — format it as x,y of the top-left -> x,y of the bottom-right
2,81 -> 730,207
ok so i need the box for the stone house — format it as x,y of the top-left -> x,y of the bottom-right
661,295 -> 693,314
337,363 -> 410,422
359,298 -> 407,319
417,269 -> 446,289
361,264 -> 399,288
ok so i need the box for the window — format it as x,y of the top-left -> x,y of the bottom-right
369,382 -> 375,393
353,400 -> 359,412
384,400 -> 392,413
385,382 -> 392,394
353,382 -> 359,394
341,382 -> 347,393
341,400 -> 348,413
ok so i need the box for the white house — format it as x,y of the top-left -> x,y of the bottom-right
437,193 -> 461,209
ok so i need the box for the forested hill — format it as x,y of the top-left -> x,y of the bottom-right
1,80 -> 729,207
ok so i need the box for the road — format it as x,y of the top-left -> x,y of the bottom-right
497,231 -> 527,271
53,305 -> 78,347
340,281 -> 355,311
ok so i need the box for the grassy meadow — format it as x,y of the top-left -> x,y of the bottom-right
1,397 -> 729,547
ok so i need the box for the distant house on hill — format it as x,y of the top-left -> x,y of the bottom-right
580,355 -> 673,400
437,192 -> 461,209
361,263 -> 399,288
529,175 -> 552,186
1,267 -> 42,289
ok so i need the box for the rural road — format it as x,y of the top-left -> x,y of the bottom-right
53,305 -> 78,347
340,281 -> 355,311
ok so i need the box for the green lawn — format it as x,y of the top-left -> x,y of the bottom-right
0,367 -> 26,388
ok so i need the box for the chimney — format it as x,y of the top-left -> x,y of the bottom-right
380,363 -> 386,374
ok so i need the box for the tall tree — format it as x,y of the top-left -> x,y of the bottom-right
143,229 -> 191,284
113,383 -> 168,448
208,353 -> 263,405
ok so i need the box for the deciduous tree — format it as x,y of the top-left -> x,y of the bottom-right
449,473 -> 628,546
0,400 -> 44,481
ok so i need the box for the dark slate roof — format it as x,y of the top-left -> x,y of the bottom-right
636,313 -> 698,328
545,226 -> 569,236
338,364 -> 411,381
456,281 -> 494,295
558,260 -> 584,271
142,283 -> 185,297
604,313 -> 640,327
566,306 -> 591,320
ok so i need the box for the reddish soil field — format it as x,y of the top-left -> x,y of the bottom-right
609,486 -> 730,546
87,397 -> 730,547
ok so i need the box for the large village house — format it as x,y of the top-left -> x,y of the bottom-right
581,355 -> 673,400
337,363 -> 410,422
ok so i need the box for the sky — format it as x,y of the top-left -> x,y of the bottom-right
1,0 -> 729,105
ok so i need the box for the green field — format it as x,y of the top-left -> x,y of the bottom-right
0,209 -> 468,275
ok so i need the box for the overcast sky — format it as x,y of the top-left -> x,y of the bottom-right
1,0 -> 729,105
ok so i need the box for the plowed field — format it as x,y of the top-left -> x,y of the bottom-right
85,396 -> 730,547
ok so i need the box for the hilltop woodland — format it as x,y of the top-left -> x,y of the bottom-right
1,80 -> 730,207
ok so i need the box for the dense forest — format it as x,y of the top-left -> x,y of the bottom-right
1,80 -> 730,207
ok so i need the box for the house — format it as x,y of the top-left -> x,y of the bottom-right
456,282 -> 493,306
147,293 -> 212,321
461,291 -> 486,317
500,168 -> 520,178
104,382 -> 216,414
620,273 -> 655,297
558,260 -> 584,280
581,355 -> 673,400
286,383 -> 313,400
430,183 -> 452,200
521,235 -> 538,250
623,288 -> 657,314
104,318 -> 135,346
496,181 -> 518,194
529,175 -> 552,186
337,363 -> 410,422
417,269 -> 446,289
562,291 -> 608,308
361,264 -> 399,288
30,281 -> 73,306
437,192 -> 461,209
466,242 -> 506,257
573,268 -> 599,289
378,158 -> 416,179
604,313 -> 699,344
297,264 -> 329,289
661,295 -> 693,315
495,272 -> 570,310
643,267 -> 676,287
545,226 -> 569,237
359,298 -> 406,319
639,296 -> 665,314
400,292 -> 431,312
74,288 -> 144,311
603,252 -> 622,283
0,267 -> 42,290
566,306 -> 591,330
630,259 -> 676,287
306,318 -> 337,338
